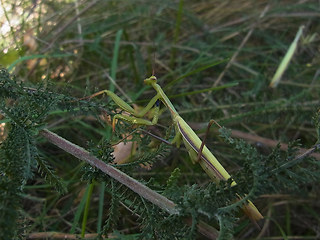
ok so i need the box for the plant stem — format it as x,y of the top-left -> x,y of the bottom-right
40,129 -> 179,215
40,129 -> 220,239
81,183 -> 94,237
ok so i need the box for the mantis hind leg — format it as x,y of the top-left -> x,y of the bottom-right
196,120 -> 221,163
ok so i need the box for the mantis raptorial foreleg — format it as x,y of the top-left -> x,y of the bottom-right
83,90 -> 161,130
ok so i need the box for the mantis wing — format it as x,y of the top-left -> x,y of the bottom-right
175,116 -> 263,221
175,115 -> 232,182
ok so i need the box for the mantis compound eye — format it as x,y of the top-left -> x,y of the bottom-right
144,75 -> 157,85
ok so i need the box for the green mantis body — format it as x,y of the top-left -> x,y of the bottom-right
89,75 -> 263,221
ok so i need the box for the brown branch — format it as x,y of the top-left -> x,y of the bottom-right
40,129 -> 178,215
28,232 -> 102,239
231,129 -> 320,160
39,129 -> 220,239
28,224 -> 219,240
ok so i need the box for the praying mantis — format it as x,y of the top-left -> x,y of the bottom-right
86,74 -> 263,221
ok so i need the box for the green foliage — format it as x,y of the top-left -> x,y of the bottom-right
81,139 -> 115,183
219,127 -> 320,197
0,68 -> 99,239
102,180 -> 120,234
116,140 -> 172,169
164,167 -> 181,194
0,125 -> 27,239
1,0 -> 320,239
312,110 -> 320,143
0,69 -> 52,239
1,59 -> 320,238
36,156 -> 67,194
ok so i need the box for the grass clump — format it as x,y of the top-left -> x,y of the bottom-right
0,0 -> 320,239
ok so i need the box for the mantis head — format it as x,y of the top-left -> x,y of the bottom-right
144,75 -> 157,85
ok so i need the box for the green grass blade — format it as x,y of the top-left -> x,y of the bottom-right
97,182 -> 105,233
165,59 -> 228,89
8,53 -> 74,71
70,185 -> 90,234
81,183 -> 94,237
170,0 -> 184,68
270,25 -> 304,88
272,217 -> 289,240
134,82 -> 237,105
168,82 -> 238,99
109,29 -> 123,92
0,118 -> 11,124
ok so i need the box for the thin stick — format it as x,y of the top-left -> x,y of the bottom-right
40,129 -> 220,239
272,143 -> 320,173
40,129 -> 178,215
213,5 -> 269,87
231,129 -> 320,160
